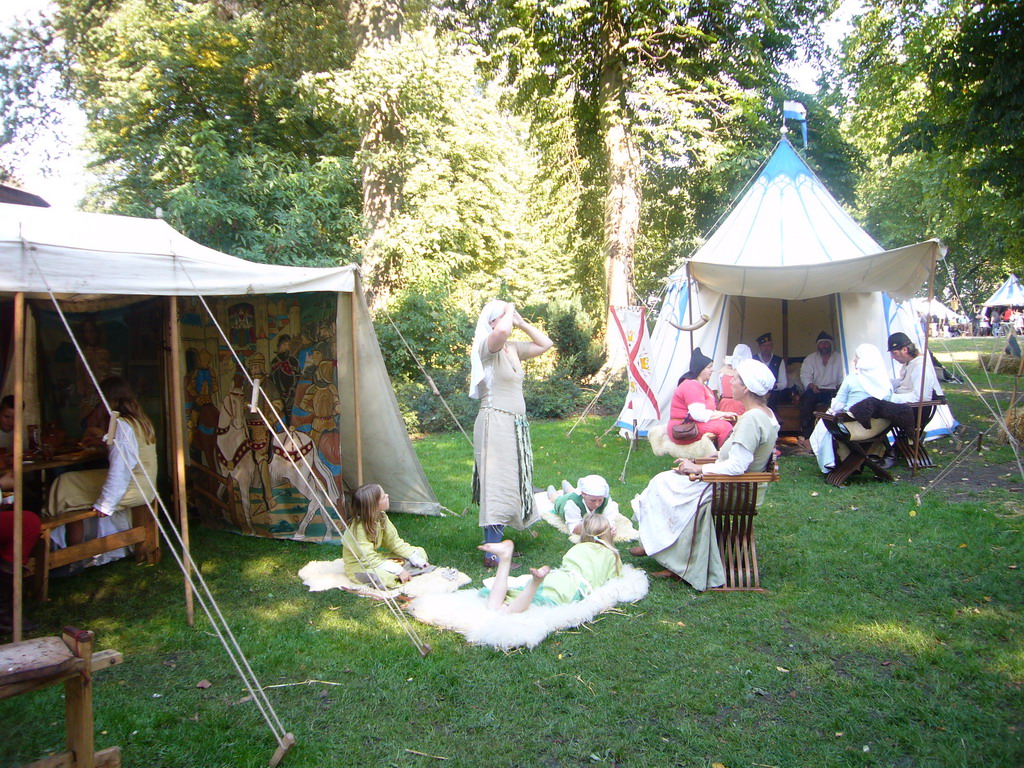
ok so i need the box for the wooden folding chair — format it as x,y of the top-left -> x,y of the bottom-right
695,456 -> 780,591
892,397 -> 946,470
820,413 -> 894,487
0,627 -> 123,768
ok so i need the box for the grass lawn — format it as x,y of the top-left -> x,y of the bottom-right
2,338 -> 1022,767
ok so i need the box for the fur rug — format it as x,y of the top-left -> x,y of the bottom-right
647,424 -> 717,459
298,559 -> 471,600
405,565 -> 649,650
533,492 -> 639,543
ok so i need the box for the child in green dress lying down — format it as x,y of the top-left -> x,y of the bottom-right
478,512 -> 621,612
342,483 -> 430,589
547,474 -> 611,535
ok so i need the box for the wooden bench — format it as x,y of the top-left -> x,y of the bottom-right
695,456 -> 780,591
0,626 -> 123,767
32,505 -> 160,601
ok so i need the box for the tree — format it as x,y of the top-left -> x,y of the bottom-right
449,0 -> 829,371
836,0 -> 1024,307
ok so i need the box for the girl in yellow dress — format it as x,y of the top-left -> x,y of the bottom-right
342,483 -> 429,589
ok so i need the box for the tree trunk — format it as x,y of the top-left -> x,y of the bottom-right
598,0 -> 640,375
348,0 -> 405,305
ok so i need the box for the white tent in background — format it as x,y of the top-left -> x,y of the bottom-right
983,275 -> 1024,307
616,138 -> 956,439
911,297 -> 960,322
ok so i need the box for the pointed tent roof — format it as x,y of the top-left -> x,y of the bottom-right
983,275 -> 1024,307
679,139 -> 943,301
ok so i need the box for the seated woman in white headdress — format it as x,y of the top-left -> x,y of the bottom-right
713,343 -> 752,416
630,359 -> 780,591
807,343 -> 894,473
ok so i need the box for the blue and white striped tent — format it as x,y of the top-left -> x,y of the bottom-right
616,138 -> 956,438
983,275 -> 1024,307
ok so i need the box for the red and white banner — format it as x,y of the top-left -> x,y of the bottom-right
611,305 -> 660,422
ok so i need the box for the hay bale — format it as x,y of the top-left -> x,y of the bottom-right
978,353 -> 1024,374
1002,407 -> 1024,444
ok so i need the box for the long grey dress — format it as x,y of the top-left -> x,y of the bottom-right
473,339 -> 537,530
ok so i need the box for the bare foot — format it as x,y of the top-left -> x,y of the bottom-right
530,565 -> 551,580
478,540 -> 515,562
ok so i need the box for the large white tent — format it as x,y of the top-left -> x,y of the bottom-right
983,275 -> 1024,307
616,138 -> 955,438
0,202 -> 439,518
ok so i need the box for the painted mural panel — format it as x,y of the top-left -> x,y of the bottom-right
180,293 -> 342,543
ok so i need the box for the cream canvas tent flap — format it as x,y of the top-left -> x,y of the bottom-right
616,138 -> 956,439
0,203 -> 439,544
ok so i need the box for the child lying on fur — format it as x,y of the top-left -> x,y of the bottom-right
478,513 -> 621,612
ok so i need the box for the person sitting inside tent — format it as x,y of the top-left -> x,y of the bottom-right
342,483 -> 430,589
630,359 -> 780,590
798,331 -> 844,443
887,332 -> 944,404
713,344 -> 751,416
754,332 -> 788,408
477,513 -> 621,613
667,348 -> 737,448
46,376 -> 158,572
807,343 -> 893,473
547,475 -> 611,535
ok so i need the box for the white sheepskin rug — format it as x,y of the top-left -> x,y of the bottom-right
404,565 -> 649,650
647,423 -> 717,460
298,559 -> 471,600
534,492 -> 640,543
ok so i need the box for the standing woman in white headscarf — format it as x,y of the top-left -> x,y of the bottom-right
470,300 -> 553,567
630,359 -> 780,590
715,343 -> 753,416
808,342 -> 893,473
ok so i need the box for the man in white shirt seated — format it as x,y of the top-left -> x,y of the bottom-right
799,331 -> 844,438
887,332 -> 943,404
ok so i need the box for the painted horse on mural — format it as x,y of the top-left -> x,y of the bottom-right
216,388 -> 338,540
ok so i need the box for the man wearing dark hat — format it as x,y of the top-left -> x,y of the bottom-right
887,332 -> 943,403
754,332 -> 787,408
798,330 -> 843,438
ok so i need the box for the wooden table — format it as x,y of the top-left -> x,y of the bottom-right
20,446 -> 106,475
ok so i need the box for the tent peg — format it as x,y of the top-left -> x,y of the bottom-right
268,732 -> 297,768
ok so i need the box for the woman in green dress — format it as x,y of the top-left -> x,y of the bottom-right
631,359 -> 780,590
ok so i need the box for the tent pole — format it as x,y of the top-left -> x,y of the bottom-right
913,249 -> 939,476
11,292 -> 24,642
350,293 -> 363,486
781,300 -> 789,361
167,297 -> 194,625
686,272 -> 694,356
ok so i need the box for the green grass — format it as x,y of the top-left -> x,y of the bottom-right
2,338 -> 1022,767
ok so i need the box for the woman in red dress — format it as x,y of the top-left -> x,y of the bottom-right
667,348 -> 737,447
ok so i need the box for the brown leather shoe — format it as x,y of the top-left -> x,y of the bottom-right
650,569 -> 682,581
628,545 -> 647,557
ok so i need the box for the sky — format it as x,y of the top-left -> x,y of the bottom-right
1,0 -> 861,211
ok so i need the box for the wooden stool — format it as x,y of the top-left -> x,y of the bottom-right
0,626 -> 123,767
32,505 -> 161,601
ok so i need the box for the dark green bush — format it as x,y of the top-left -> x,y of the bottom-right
544,300 -> 605,381
374,287 -> 474,381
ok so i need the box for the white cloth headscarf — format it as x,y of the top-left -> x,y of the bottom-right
577,474 -> 609,498
853,343 -> 892,400
729,343 -> 752,367
469,300 -> 508,400
735,359 -> 775,396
